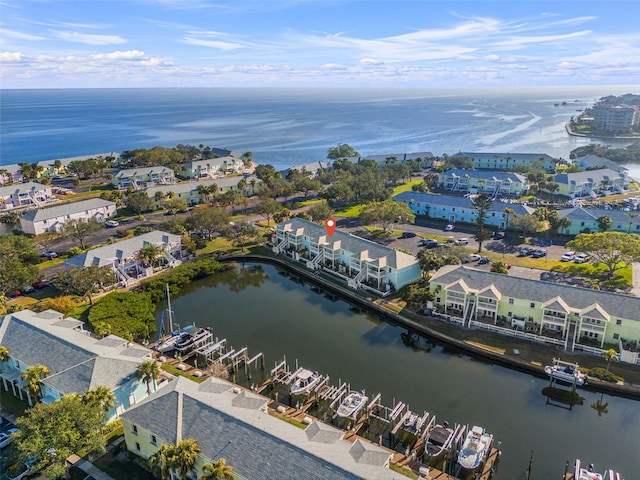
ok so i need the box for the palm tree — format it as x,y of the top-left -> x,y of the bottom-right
625,212 -> 639,233
138,243 -> 164,269
137,360 -> 161,395
0,346 -> 9,363
149,445 -> 172,480
200,459 -> 234,480
503,207 -> 515,230
83,385 -> 116,418
21,364 -> 50,405
557,216 -> 571,235
172,438 -> 201,480
602,348 -> 619,372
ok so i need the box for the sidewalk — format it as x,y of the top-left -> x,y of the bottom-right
73,458 -> 116,480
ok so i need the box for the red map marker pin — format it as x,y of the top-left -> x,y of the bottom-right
325,218 -> 336,237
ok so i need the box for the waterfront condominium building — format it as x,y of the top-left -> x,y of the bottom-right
429,265 -> 640,365
590,104 -> 640,134
272,217 -> 421,296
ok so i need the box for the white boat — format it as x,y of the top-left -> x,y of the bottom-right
403,413 -> 420,431
174,327 -> 211,354
545,363 -> 587,385
457,425 -> 493,471
424,422 -> 454,459
290,368 -> 321,396
336,390 -> 368,418
574,459 -> 623,480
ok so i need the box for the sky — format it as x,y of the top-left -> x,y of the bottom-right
1,0 -> 640,89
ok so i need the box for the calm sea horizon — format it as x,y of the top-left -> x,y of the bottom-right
1,86 -> 637,171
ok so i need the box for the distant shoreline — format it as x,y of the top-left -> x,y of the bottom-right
565,122 -> 640,140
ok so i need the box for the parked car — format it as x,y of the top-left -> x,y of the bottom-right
104,220 -> 120,228
445,224 -> 454,231
470,253 -> 482,262
574,253 -> 590,264
454,237 -> 469,245
419,238 -> 439,248
40,250 -> 57,258
532,248 -> 547,258
32,280 -> 48,289
400,231 -> 417,238
561,251 -> 575,262
478,257 -> 490,265
492,231 -> 505,239
0,427 -> 18,449
517,247 -> 533,257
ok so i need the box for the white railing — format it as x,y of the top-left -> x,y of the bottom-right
573,344 -> 604,355
432,311 -> 465,326
469,321 -> 565,346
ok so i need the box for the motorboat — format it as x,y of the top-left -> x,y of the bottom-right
457,425 -> 492,471
424,422 -> 454,459
545,363 -> 587,385
174,327 -> 211,354
336,390 -> 368,418
290,368 -> 322,396
155,326 -> 193,354
403,413 -> 420,431
573,459 -> 623,480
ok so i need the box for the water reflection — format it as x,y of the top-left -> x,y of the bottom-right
165,262 -> 640,478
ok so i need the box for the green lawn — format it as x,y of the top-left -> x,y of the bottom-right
391,179 -> 423,196
335,204 -> 363,218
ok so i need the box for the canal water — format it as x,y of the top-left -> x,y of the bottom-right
164,262 -> 640,479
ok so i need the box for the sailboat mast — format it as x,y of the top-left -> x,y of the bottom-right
166,283 -> 174,333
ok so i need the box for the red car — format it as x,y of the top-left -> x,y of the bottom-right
32,280 -> 48,289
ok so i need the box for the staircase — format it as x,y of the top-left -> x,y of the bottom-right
117,267 -> 135,286
310,250 -> 324,268
463,296 -> 476,327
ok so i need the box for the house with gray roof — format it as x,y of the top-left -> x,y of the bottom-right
145,175 -> 262,209
436,169 -> 528,196
19,198 -> 116,235
0,309 -> 156,417
454,152 -> 557,172
575,154 -> 628,174
65,230 -> 182,286
272,218 -> 420,295
395,191 -> 534,230
121,376 -> 399,480
181,154 -> 246,179
557,207 -> 640,235
552,169 -> 629,198
430,265 -> 640,364
112,166 -> 176,190
0,182 -> 56,211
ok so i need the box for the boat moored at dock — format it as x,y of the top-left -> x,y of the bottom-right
290,368 -> 321,396
545,359 -> 587,386
336,390 -> 368,418
424,422 -> 454,459
572,459 -> 623,480
174,327 -> 212,354
457,425 -> 493,472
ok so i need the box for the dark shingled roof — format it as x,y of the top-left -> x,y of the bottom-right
432,266 -> 640,320
122,387 -> 362,480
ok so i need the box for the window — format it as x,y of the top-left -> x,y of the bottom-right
613,333 -> 619,340
129,394 -> 136,406
616,319 -> 622,326
150,435 -> 157,445
530,302 -> 535,309
508,298 -> 514,305
131,425 -> 138,435
436,297 -> 441,304
135,442 -> 141,452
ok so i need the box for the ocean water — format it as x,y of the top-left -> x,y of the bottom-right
0,86 -> 637,170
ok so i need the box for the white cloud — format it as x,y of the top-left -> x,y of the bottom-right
0,51 -> 24,62
52,31 -> 127,46
0,28 -> 44,41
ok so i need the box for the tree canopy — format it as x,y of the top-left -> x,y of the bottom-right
62,218 -> 103,249
327,143 -> 359,160
14,394 -> 106,479
566,232 -> 640,276
359,200 -> 415,232
87,291 -> 156,342
53,265 -> 115,304
472,194 -> 493,252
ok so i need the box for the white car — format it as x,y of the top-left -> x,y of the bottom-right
455,237 -> 469,245
105,220 -> 120,228
560,251 -> 575,262
470,253 -> 481,262
445,224 -> 454,231
0,427 -> 18,449
574,254 -> 590,264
